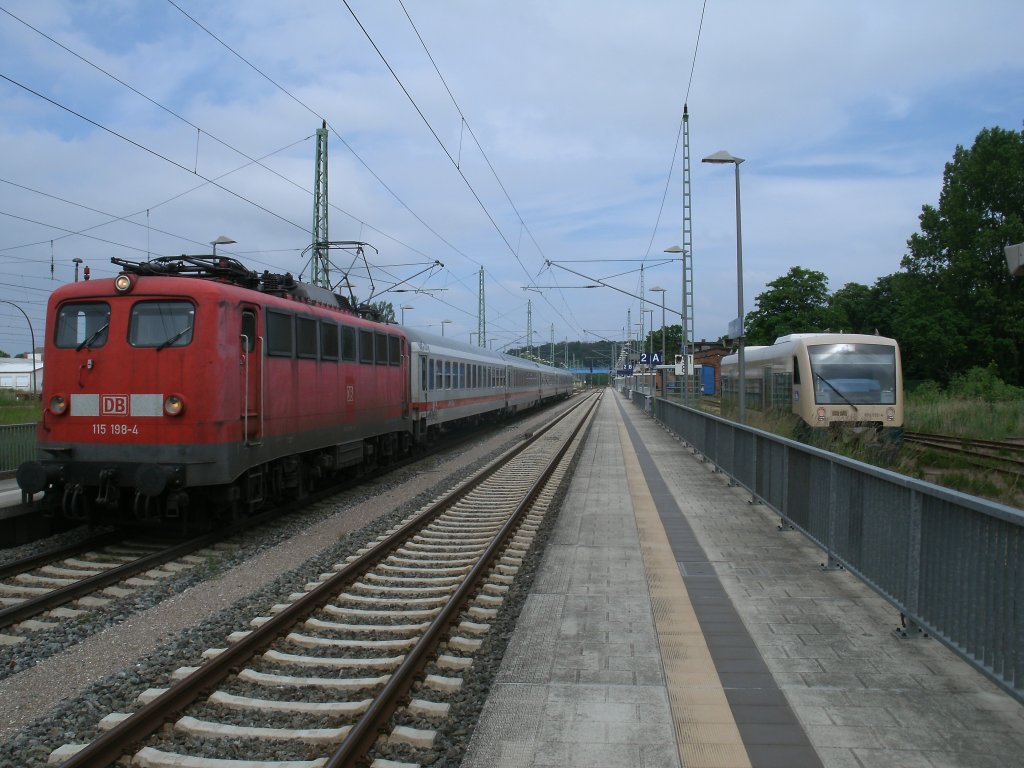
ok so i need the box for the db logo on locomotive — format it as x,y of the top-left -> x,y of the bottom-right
100,395 -> 130,416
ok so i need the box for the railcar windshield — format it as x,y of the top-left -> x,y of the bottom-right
808,343 -> 897,405
129,301 -> 195,349
55,302 -> 110,350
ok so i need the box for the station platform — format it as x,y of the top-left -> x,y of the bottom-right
461,388 -> 1024,768
0,476 -> 26,512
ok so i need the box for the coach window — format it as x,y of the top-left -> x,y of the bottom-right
55,301 -> 110,349
320,322 -> 339,361
129,301 -> 195,349
266,310 -> 293,357
296,316 -> 318,359
444,360 -> 452,389
359,329 -> 374,364
792,357 -> 801,384
341,326 -> 357,362
388,335 -> 401,366
423,358 -> 430,391
435,359 -> 443,390
459,363 -> 466,389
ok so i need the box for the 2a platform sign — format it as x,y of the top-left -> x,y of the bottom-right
638,352 -> 662,365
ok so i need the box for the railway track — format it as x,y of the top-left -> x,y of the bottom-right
903,431 -> 1024,478
0,533 -> 232,644
50,391 -> 600,767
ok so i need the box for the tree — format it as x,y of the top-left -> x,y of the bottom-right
743,266 -> 835,345
368,300 -> 396,324
898,126 -> 1024,384
828,282 -> 876,334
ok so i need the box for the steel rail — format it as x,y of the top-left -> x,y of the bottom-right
57,393 -> 596,768
0,530 -> 124,581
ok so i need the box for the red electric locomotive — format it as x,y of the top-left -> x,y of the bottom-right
18,255 -> 574,531
17,256 -> 413,530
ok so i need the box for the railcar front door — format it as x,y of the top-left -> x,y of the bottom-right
241,307 -> 263,444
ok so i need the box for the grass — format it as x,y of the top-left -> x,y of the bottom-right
904,398 -> 1024,438
0,390 -> 41,426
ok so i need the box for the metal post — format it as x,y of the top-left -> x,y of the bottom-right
734,160 -> 746,425
1,300 -> 37,395
702,150 -> 746,424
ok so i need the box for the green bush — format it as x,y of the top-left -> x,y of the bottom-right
948,363 -> 1024,402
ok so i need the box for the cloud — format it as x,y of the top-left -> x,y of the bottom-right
0,0 -> 1022,354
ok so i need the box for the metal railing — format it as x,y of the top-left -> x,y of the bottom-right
637,395 -> 1023,704
0,423 -> 34,474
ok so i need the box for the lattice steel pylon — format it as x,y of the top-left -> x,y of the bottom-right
312,120 -> 330,289
681,105 -> 695,399
478,267 -> 486,347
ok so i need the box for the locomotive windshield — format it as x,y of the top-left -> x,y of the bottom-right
55,302 -> 110,349
129,301 -> 195,348
808,343 -> 897,405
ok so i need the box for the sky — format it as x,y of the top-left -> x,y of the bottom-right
1,1 -> 1022,361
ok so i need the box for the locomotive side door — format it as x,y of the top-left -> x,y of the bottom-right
241,307 -> 263,444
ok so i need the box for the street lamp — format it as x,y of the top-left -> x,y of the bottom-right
73,257 -> 83,282
702,150 -> 746,424
0,300 -> 37,394
650,287 -> 666,397
664,245 -> 690,402
441,320 -> 452,337
400,304 -> 414,325
210,235 -> 236,256
641,308 -> 655,395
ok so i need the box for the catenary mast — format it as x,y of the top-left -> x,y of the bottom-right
312,120 -> 330,289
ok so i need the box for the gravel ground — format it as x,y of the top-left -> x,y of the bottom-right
0,400 -> 584,767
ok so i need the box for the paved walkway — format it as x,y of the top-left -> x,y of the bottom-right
461,389 -> 1024,768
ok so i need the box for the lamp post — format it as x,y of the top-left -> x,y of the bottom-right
73,257 -> 83,282
441,320 -> 452,337
664,245 -> 689,402
702,150 -> 746,424
650,287 -> 666,397
210,235 -> 236,256
1,300 -> 37,394
400,304 -> 413,325
641,308 -> 654,395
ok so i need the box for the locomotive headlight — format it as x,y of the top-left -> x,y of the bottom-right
114,273 -> 134,293
163,394 -> 185,416
49,395 -> 68,415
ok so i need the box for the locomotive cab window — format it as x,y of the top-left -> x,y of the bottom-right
129,301 -> 195,349
55,302 -> 110,349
